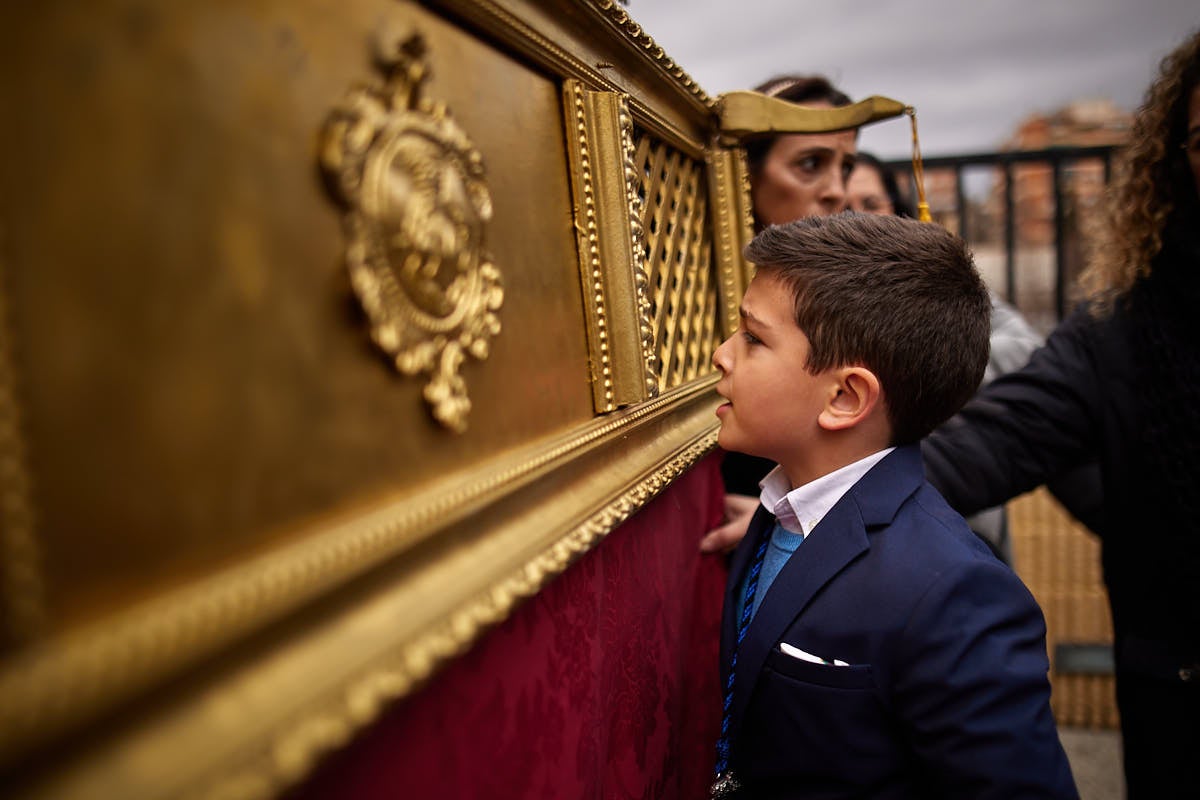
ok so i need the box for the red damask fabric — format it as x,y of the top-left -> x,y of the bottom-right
289,453 -> 728,800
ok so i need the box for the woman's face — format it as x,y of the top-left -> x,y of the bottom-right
751,115 -> 857,225
846,164 -> 894,215
1186,84 -> 1200,197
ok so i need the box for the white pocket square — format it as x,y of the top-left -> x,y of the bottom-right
780,641 -> 849,667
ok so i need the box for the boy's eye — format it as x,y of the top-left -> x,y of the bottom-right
742,330 -> 762,345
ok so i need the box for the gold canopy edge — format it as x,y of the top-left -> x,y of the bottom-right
717,91 -> 909,137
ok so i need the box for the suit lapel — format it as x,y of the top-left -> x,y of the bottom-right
726,445 -> 926,741
728,504 -> 869,736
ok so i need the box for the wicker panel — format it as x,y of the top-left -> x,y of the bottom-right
1009,488 -> 1119,729
633,130 -> 721,392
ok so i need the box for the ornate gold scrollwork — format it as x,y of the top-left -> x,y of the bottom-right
618,100 -> 661,403
321,34 -> 502,433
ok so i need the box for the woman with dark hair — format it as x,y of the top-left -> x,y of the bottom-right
922,29 -> 1200,798
742,75 -> 857,227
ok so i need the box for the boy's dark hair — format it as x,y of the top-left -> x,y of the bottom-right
745,213 -> 990,444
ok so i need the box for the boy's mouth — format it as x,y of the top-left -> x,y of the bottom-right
715,393 -> 731,418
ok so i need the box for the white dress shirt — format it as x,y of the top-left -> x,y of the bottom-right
757,448 -> 896,537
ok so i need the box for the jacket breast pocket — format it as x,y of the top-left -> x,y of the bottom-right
765,647 -> 876,690
746,649 -> 892,771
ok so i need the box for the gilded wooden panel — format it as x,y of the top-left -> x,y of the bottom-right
0,0 -> 737,797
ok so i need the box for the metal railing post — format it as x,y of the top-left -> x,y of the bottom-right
1052,158 -> 1067,319
1004,161 -> 1016,304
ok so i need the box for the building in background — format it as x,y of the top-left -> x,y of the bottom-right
992,98 -> 1132,247
915,99 -> 1132,332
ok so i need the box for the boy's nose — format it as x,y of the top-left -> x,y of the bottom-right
713,336 -> 733,373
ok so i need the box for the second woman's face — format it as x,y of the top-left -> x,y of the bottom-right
847,165 -> 895,216
751,125 -> 858,225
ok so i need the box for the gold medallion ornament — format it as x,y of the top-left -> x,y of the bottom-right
321,33 -> 502,433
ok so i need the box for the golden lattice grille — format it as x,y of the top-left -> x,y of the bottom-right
633,132 -> 721,392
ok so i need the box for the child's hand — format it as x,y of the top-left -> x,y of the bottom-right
700,493 -> 758,553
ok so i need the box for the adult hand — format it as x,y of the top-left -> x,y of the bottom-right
700,493 -> 758,554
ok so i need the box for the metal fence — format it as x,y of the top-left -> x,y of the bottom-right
886,145 -> 1119,324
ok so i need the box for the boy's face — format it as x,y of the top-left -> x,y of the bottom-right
713,270 -> 832,472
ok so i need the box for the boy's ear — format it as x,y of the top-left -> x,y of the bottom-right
818,367 -> 882,431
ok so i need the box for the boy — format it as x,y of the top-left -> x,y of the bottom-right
710,214 -> 1076,799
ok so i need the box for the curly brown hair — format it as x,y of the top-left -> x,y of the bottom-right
1081,28 -> 1200,307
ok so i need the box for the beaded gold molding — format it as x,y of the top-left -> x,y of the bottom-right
0,229 -> 45,648
586,0 -> 711,107
320,32 -> 503,433
563,80 -> 659,412
706,147 -> 756,340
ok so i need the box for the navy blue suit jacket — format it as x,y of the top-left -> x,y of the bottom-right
720,445 -> 1077,799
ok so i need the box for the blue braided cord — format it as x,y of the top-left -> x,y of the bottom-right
714,528 -> 771,776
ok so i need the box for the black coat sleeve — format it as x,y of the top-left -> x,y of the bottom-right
922,309 -> 1105,517
1046,463 -> 1106,536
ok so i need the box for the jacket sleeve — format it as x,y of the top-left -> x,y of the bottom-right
894,559 -> 1079,798
1046,462 -> 1106,536
922,308 -> 1103,516
984,292 -> 1044,385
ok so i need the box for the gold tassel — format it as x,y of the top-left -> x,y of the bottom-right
907,106 -> 932,223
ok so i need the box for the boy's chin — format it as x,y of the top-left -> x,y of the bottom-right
716,429 -> 751,456
716,427 -> 732,450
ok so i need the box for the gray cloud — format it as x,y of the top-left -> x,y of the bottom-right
626,0 -> 1198,158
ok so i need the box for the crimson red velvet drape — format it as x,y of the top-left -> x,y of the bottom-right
290,453 -> 728,800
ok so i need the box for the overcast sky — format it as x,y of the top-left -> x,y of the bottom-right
625,1 -> 1198,160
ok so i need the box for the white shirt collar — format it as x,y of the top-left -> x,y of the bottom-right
758,448 -> 895,537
